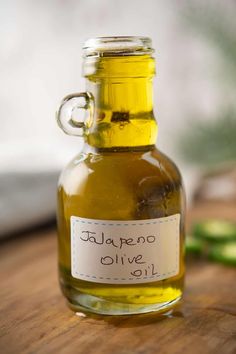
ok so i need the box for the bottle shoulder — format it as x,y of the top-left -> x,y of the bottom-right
58,147 -> 185,220
58,147 -> 183,192
150,147 -> 183,182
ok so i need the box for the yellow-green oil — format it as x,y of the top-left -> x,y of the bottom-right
57,51 -> 185,315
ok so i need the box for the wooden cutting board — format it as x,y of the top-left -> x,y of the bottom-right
0,205 -> 236,354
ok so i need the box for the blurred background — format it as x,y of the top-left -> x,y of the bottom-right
0,0 -> 236,238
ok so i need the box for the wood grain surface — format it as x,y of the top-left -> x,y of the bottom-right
0,206 -> 236,354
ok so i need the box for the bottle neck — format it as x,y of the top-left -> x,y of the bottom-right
84,55 -> 158,149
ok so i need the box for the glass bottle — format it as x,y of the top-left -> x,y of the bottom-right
56,37 -> 185,315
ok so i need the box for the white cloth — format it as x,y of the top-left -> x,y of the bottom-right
0,139 -> 77,237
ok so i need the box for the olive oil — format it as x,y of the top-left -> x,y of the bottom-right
57,37 -> 185,315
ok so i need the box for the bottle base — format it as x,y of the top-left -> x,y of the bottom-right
67,293 -> 182,316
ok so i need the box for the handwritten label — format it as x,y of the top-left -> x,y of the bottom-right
71,214 -> 180,284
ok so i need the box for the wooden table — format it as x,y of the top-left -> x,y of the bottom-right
1,206 -> 236,354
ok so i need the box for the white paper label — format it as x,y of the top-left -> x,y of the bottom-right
71,214 -> 180,284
